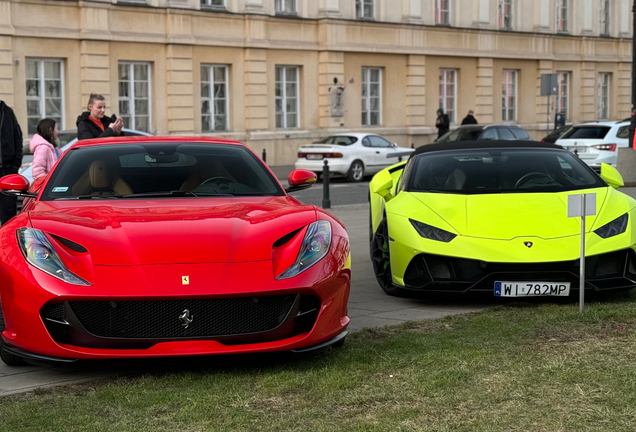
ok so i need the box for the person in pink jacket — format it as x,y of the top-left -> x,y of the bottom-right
30,118 -> 61,181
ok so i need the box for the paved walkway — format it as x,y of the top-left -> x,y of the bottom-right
0,203 -> 486,396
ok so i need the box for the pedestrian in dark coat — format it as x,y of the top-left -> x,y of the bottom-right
435,108 -> 450,140
0,98 -> 23,224
461,110 -> 478,125
76,93 -> 124,140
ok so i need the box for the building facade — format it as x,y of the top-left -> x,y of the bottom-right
0,0 -> 632,164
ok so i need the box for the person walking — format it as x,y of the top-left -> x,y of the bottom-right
461,110 -> 478,125
0,98 -> 23,224
76,93 -> 124,140
30,118 -> 60,181
435,108 -> 450,140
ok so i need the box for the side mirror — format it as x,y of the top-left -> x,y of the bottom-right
0,174 -> 37,197
285,169 -> 317,193
391,142 -> 398,148
600,163 -> 624,189
371,169 -> 394,199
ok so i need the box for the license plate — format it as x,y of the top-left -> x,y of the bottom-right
494,281 -> 570,297
307,154 -> 323,160
567,147 -> 587,154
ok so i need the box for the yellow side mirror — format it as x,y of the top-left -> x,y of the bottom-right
372,170 -> 394,198
600,163 -> 624,189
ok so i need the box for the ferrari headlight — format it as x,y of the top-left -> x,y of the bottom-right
277,221 -> 332,280
594,214 -> 628,239
410,219 -> 457,243
17,228 -> 90,286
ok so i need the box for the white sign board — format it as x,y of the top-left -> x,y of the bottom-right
567,193 -> 597,218
567,193 -> 596,314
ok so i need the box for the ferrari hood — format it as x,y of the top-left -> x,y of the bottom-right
410,188 -> 610,240
27,197 -> 317,265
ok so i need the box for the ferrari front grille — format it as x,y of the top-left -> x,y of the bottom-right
68,295 -> 298,339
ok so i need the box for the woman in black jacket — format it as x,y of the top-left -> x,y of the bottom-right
76,93 -> 124,140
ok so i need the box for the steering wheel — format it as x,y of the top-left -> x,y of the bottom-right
199,176 -> 235,187
515,172 -> 554,188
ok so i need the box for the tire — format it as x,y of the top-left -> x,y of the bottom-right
370,218 -> 408,296
347,160 -> 365,182
0,306 -> 26,367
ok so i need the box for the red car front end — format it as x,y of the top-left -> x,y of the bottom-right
0,138 -> 350,363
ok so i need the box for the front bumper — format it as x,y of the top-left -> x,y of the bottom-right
1,257 -> 350,360
399,249 -> 636,293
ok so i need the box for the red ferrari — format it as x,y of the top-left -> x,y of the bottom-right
0,137 -> 350,366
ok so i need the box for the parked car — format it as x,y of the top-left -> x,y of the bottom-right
369,140 -> 634,297
436,124 -> 532,143
0,136 -> 350,365
555,120 -> 629,171
541,125 -> 571,144
294,133 -> 414,182
20,129 -> 152,184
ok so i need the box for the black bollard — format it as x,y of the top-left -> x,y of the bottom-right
262,148 -> 267,163
411,143 -> 415,149
322,160 -> 331,209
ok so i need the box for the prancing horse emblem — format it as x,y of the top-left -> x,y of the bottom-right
524,241 -> 533,248
179,309 -> 193,328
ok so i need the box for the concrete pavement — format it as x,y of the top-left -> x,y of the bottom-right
0,202 -> 486,397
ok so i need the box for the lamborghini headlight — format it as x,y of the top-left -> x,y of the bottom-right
410,219 -> 457,243
17,228 -> 91,286
277,221 -> 332,280
594,214 -> 629,239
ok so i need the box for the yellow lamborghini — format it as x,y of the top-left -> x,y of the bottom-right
369,141 -> 636,297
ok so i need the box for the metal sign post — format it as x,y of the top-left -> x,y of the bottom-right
567,193 -> 597,313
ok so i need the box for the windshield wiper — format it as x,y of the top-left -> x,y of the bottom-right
119,190 -> 234,198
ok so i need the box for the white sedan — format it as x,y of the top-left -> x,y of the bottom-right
294,133 -> 414,182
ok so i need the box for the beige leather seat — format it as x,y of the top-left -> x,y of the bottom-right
72,160 -> 133,196
180,159 -> 235,191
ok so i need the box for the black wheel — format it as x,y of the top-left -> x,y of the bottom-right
371,218 -> 407,296
347,160 -> 364,182
0,306 -> 26,366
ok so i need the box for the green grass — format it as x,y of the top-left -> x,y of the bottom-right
3,293 -> 636,431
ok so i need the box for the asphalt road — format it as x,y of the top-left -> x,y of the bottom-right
288,178 -> 370,207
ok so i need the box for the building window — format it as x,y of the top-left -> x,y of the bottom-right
598,73 -> 611,120
201,65 -> 229,132
25,59 -> 64,135
201,0 -> 225,7
356,0 -> 374,19
499,0 -> 513,30
556,72 -> 570,120
275,66 -> 299,129
556,0 -> 568,32
502,70 -> 517,122
600,0 -> 610,36
275,0 -> 296,13
439,69 -> 457,124
118,62 -> 151,133
435,0 -> 450,25
361,67 -> 382,127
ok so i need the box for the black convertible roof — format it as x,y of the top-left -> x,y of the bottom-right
412,140 -> 564,157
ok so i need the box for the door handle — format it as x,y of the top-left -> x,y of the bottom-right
376,151 -> 380,154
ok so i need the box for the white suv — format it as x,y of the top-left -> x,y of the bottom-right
555,120 -> 629,170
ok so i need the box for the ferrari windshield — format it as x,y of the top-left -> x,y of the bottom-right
407,149 -> 605,194
41,142 -> 284,200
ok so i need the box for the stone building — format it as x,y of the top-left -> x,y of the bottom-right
0,0 -> 632,164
